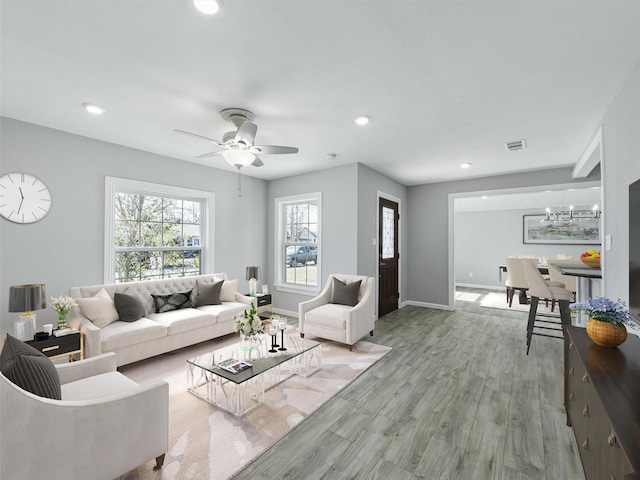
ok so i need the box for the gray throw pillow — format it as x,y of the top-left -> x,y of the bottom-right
0,334 -> 61,400
196,280 -> 223,306
151,290 -> 194,313
331,278 -> 362,307
114,292 -> 146,322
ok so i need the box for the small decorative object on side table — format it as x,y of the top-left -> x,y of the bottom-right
50,295 -> 78,330
26,329 -> 83,362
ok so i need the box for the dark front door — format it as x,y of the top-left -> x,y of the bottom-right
378,197 -> 399,317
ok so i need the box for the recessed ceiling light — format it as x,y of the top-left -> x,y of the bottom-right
354,116 -> 370,126
83,103 -> 105,115
461,163 -> 472,168
481,196 -> 488,199
193,0 -> 221,15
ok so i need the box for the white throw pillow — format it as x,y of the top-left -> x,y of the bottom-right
76,288 -> 119,328
219,279 -> 238,302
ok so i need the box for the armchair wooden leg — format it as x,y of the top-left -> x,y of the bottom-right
154,454 -> 165,470
369,330 -> 374,336
300,333 -> 305,338
349,345 -> 353,352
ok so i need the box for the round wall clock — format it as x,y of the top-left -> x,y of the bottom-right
0,172 -> 52,224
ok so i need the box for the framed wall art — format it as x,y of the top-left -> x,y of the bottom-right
523,215 -> 601,245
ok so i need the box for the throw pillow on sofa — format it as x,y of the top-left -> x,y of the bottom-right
331,278 -> 362,307
0,334 -> 61,400
151,290 -> 194,313
114,292 -> 146,322
196,279 -> 223,306
76,288 -> 120,328
219,279 -> 238,302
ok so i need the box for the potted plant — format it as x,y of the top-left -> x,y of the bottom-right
569,297 -> 639,347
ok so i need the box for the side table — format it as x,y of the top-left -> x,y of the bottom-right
26,331 -> 83,362
247,293 -> 273,321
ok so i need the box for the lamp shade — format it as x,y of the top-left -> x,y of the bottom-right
9,284 -> 46,312
246,266 -> 260,281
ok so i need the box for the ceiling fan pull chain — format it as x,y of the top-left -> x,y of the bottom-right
237,165 -> 243,197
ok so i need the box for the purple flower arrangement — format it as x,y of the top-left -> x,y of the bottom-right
569,297 -> 638,327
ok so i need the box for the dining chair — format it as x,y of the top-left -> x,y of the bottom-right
505,257 -> 538,306
522,261 -> 573,355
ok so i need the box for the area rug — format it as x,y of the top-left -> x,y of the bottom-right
119,337 -> 391,480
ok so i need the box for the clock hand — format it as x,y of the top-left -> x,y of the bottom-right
19,187 -> 24,199
17,196 -> 24,214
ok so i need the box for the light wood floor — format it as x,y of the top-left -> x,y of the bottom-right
233,288 -> 585,480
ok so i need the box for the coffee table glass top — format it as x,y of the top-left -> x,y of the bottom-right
187,337 -> 320,385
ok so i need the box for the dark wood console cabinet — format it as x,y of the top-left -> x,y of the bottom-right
564,326 -> 640,480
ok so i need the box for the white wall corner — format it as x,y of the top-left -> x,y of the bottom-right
573,125 -> 603,179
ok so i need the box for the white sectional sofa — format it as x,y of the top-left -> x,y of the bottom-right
68,273 -> 252,366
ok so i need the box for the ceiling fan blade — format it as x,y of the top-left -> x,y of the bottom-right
195,150 -> 224,159
235,122 -> 258,147
251,156 -> 264,167
250,145 -> 299,155
174,129 -> 224,145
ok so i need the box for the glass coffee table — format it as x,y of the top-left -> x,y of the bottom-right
186,335 -> 321,416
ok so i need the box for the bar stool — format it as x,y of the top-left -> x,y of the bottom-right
522,261 -> 573,355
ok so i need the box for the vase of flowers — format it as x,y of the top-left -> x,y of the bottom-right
570,297 -> 638,348
50,295 -> 78,330
233,302 -> 264,360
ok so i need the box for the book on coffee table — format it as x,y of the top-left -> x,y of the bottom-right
214,357 -> 252,374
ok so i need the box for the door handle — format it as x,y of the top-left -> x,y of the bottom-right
380,262 -> 386,266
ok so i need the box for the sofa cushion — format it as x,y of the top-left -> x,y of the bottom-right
100,318 -> 167,352
331,278 -> 362,307
219,279 -> 238,302
0,334 -> 61,400
196,280 -> 223,306
113,292 -> 146,322
77,288 -> 120,328
151,290 -> 193,313
197,302 -> 248,324
61,371 -> 140,401
147,308 -> 214,336
305,304 -> 350,330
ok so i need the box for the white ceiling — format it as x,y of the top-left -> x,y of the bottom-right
1,1 -> 639,185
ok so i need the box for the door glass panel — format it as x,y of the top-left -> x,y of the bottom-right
382,206 -> 395,259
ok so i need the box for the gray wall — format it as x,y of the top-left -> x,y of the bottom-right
266,163 -> 359,313
407,168 -> 601,308
0,118 -> 267,334
356,164 -> 408,301
601,61 -> 640,301
455,209 -> 592,289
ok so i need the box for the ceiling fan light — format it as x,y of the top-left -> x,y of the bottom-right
222,149 -> 254,167
354,115 -> 370,126
193,0 -> 221,15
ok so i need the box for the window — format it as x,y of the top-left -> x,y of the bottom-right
276,192 -> 321,292
105,177 -> 214,283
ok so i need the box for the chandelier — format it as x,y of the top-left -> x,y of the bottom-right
544,205 -> 601,221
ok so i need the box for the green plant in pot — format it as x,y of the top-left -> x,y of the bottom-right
570,297 -> 638,348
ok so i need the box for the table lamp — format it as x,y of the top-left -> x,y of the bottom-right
9,284 -> 46,341
246,266 -> 260,297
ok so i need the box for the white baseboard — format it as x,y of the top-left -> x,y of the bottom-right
455,282 -> 504,291
273,307 -> 298,318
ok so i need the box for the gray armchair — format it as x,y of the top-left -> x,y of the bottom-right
0,352 -> 168,480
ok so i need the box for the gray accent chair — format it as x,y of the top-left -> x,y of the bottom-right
0,352 -> 168,480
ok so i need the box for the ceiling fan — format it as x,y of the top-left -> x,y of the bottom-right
174,108 -> 299,169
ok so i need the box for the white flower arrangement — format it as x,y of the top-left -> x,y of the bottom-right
233,302 -> 263,338
50,295 -> 78,316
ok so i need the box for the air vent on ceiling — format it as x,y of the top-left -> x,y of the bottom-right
504,139 -> 527,152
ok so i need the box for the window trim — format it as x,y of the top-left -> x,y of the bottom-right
274,192 -> 322,296
104,176 -> 215,283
